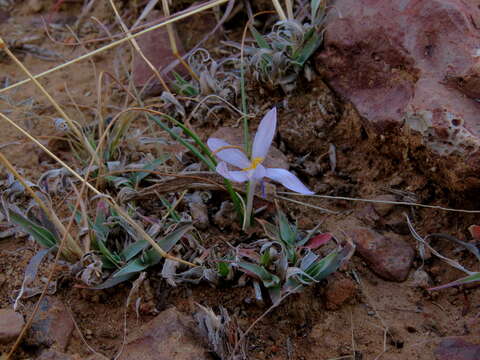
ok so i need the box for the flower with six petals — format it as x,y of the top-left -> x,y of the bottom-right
207,107 -> 314,195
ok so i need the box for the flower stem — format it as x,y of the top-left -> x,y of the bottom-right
243,180 -> 256,230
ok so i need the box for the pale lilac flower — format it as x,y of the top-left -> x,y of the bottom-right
207,107 -> 314,195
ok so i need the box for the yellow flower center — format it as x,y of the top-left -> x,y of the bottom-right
243,157 -> 263,171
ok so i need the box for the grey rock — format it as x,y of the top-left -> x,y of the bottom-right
27,297 -> 74,351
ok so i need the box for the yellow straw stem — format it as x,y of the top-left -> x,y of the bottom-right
0,112 -> 195,267
271,0 -> 287,20
108,0 -> 171,93
0,37 -> 101,165
0,152 -> 83,259
0,0 -> 228,95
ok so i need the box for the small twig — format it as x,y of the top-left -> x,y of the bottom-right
279,191 -> 480,214
275,194 -> 338,214
65,305 -> 110,359
108,0 -> 171,93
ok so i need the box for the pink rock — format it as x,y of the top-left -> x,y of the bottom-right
435,337 -> 480,360
117,307 -> 210,360
0,308 -> 24,344
317,0 -> 480,190
132,11 -> 184,96
347,227 -> 414,282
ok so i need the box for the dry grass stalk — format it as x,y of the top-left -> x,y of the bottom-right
0,111 -> 195,267
0,0 -> 229,95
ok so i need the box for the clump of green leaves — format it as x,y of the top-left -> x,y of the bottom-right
228,209 -> 353,304
75,201 -> 194,288
245,0 -> 328,92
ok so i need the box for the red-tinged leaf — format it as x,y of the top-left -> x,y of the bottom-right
305,233 -> 333,250
468,225 -> 480,240
238,248 -> 260,262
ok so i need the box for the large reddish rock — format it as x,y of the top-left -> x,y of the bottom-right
317,0 -> 480,190
117,307 -> 211,360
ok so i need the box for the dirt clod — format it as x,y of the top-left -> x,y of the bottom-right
324,273 -> 356,310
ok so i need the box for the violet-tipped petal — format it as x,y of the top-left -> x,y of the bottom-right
265,168 -> 314,195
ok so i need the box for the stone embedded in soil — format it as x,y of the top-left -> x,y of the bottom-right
0,308 -> 24,344
26,296 -> 74,351
347,227 -> 414,282
132,10 -> 184,97
372,194 -> 397,217
117,307 -> 211,360
435,337 -> 480,360
316,0 -> 480,190
324,273 -> 356,310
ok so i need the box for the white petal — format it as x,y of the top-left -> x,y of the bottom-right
265,168 -> 314,195
207,138 -> 250,169
252,107 -> 277,159
216,162 -> 248,183
250,164 -> 266,181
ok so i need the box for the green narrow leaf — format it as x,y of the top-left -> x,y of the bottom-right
217,262 -> 230,277
237,262 -> 280,288
148,114 -> 243,219
305,249 -> 343,281
105,175 -> 132,188
120,224 -> 193,261
250,26 -> 272,50
148,115 -> 215,170
278,211 -> 296,246
9,210 -> 57,248
159,196 -> 181,222
131,155 -> 169,186
429,272 -> 480,291
292,32 -> 323,66
112,258 -> 149,278
92,272 -> 136,290
172,71 -> 199,97
311,0 -> 322,20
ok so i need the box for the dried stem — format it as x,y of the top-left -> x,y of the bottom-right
0,37 -> 100,165
0,152 -> 83,259
108,0 -> 171,93
0,0 -> 228,95
0,112 -> 195,267
271,0 -> 287,20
